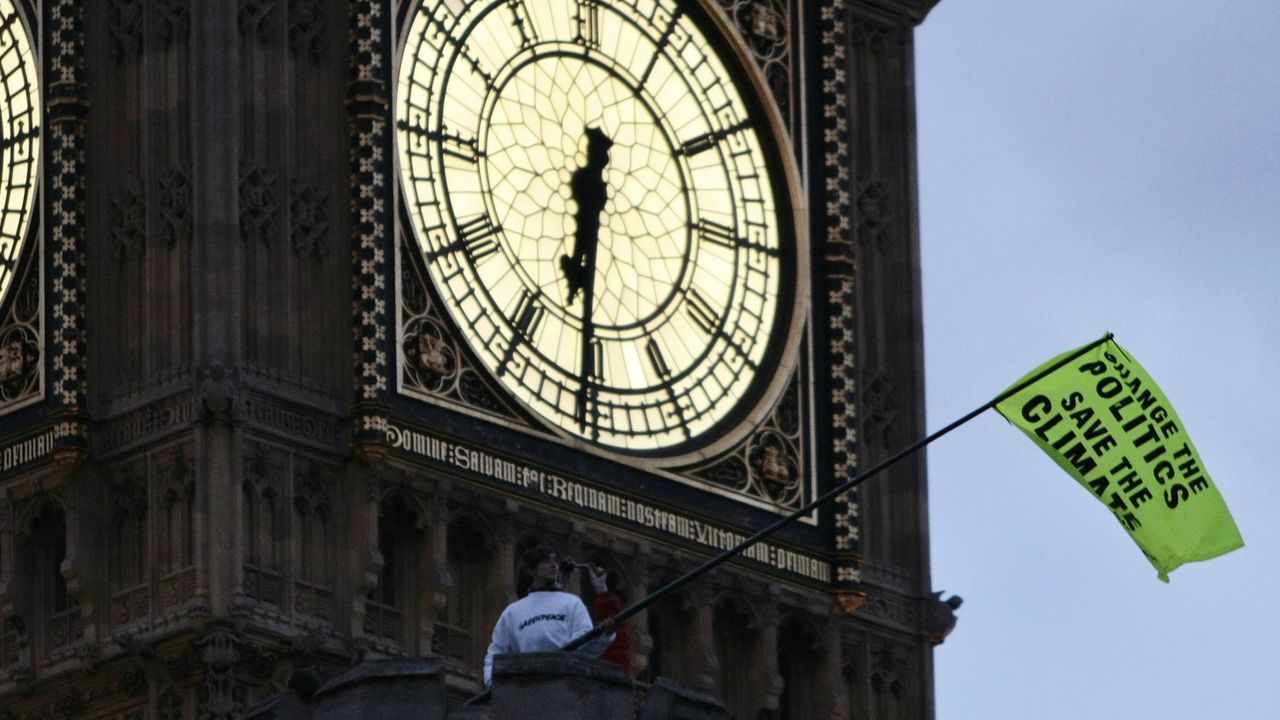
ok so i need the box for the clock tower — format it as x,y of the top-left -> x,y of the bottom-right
0,1 -> 953,718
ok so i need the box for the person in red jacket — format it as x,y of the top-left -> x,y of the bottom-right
586,567 -> 630,675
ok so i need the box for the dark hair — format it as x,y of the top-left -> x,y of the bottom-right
516,544 -> 557,597
519,544 -> 556,572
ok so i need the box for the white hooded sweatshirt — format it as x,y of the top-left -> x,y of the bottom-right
482,589 -> 613,685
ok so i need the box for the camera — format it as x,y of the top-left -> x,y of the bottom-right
559,558 -> 591,574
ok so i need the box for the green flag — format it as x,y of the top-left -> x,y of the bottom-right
995,337 -> 1243,581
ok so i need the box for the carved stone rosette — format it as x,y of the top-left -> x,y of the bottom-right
349,0 -> 392,451
48,0 -> 90,449
820,0 -> 865,601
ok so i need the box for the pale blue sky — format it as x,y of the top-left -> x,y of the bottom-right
916,1 -> 1279,717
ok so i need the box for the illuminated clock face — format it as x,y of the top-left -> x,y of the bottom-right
396,0 -> 801,454
0,0 -> 39,308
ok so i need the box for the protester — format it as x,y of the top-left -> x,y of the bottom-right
482,545 -> 617,686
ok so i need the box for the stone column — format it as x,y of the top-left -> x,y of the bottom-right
346,465 -> 382,649
825,608 -> 851,720
190,0 -> 244,623
0,494 -> 14,630
420,491 -> 452,656
686,585 -> 716,692
628,544 -> 655,679
756,592 -> 784,715
493,503 -> 518,605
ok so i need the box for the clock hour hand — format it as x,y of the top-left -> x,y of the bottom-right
560,128 -> 613,432
558,254 -> 586,304
560,128 -> 613,305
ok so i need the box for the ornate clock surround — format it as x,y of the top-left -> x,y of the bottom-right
394,0 -> 809,465
0,0 -> 42,418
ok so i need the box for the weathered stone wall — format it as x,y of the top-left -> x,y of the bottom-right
240,655 -> 727,720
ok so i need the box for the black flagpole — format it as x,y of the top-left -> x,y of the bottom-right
465,332 -> 1113,706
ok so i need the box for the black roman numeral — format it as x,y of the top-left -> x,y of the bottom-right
508,0 -> 540,48
640,6 -> 683,87
512,290 -> 546,339
646,339 -> 672,380
396,120 -> 483,163
694,218 -> 781,258
439,128 -> 481,163
686,288 -> 718,335
457,215 -> 501,261
676,120 -> 751,157
696,218 -> 738,249
575,0 -> 600,49
424,14 -> 496,90
588,338 -> 604,382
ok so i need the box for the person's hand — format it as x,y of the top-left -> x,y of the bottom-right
587,565 -> 609,594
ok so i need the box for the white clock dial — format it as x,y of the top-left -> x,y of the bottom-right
0,0 -> 40,308
397,0 -> 803,455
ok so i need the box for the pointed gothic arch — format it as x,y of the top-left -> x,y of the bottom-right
437,511 -> 499,678
713,592 -> 767,719
365,489 -> 431,651
15,498 -> 80,663
776,611 -> 826,720
109,465 -> 150,632
293,464 -> 336,623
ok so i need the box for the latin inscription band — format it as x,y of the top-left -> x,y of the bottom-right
385,421 -> 829,583
1,428 -> 55,473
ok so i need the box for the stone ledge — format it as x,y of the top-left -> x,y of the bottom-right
237,655 -> 726,720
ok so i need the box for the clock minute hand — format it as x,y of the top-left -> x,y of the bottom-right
560,128 -> 614,433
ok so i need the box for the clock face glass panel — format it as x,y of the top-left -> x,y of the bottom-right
397,0 -> 795,453
0,0 -> 39,308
